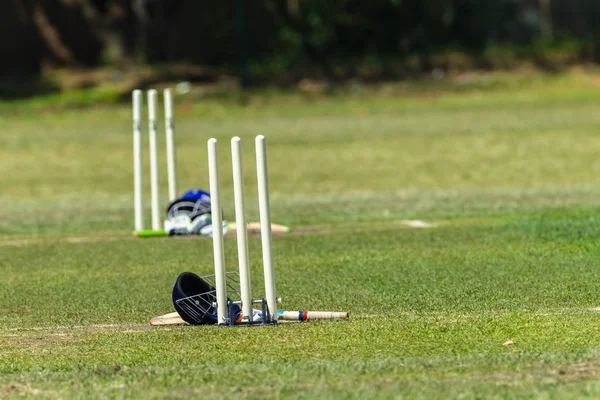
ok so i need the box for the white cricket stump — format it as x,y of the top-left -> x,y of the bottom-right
208,138 -> 228,324
231,137 -> 253,321
164,88 -> 178,202
147,89 -> 161,231
256,135 -> 278,321
132,90 -> 144,232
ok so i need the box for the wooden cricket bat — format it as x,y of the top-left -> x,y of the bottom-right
149,311 -> 188,326
277,310 -> 349,321
136,222 -> 291,238
149,309 -> 348,326
228,222 -> 291,234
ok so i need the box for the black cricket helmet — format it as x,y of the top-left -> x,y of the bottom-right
172,272 -> 240,325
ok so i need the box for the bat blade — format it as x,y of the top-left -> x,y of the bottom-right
228,222 -> 291,233
149,311 -> 188,326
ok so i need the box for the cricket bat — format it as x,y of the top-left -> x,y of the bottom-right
228,222 -> 291,234
149,309 -> 348,326
135,222 -> 291,238
149,311 -> 188,326
277,310 -> 349,321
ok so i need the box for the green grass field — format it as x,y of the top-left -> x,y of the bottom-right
4,70 -> 600,398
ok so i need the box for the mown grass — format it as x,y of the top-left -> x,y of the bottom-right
3,69 -> 600,398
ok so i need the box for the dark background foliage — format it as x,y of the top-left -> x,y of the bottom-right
2,0 -> 600,86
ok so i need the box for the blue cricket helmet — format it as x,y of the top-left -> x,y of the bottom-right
180,189 -> 210,203
165,189 -> 212,235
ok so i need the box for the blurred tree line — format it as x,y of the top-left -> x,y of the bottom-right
2,0 -> 600,85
